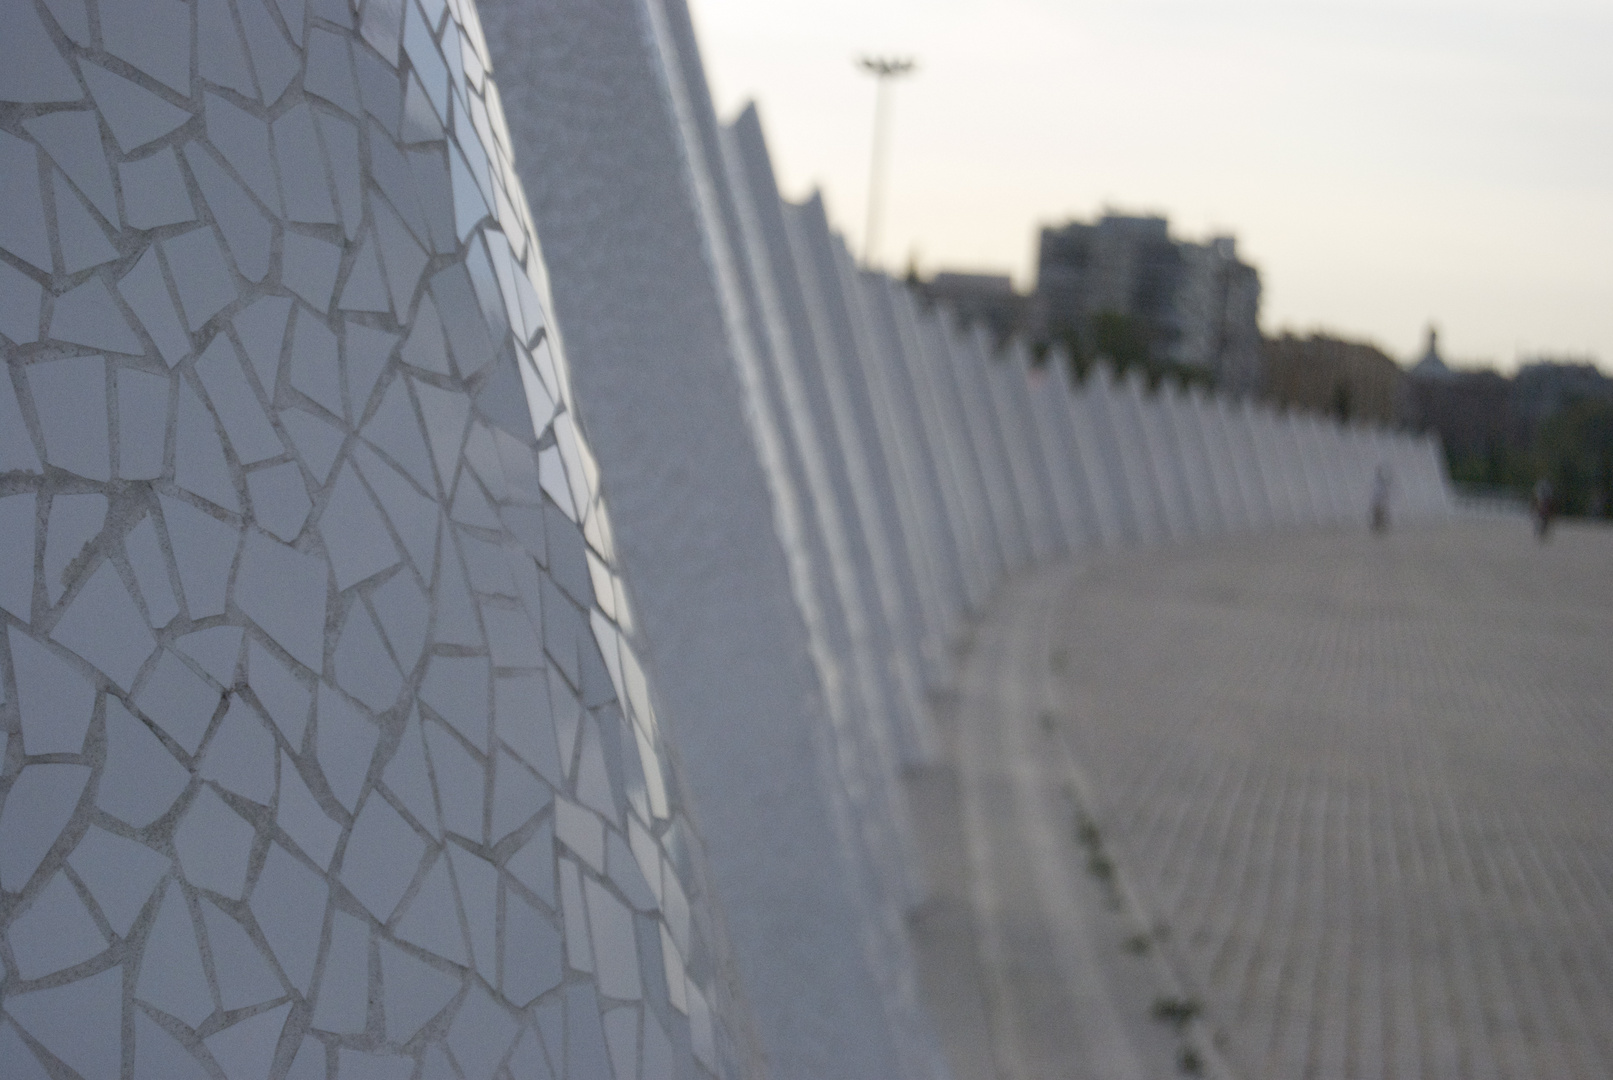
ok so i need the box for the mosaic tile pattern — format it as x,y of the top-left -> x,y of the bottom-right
0,0 -> 746,1074
470,4 -> 942,1076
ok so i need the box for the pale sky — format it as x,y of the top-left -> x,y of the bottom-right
689,0 -> 1612,371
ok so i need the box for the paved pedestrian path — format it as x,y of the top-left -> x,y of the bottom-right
911,518 -> 1613,1079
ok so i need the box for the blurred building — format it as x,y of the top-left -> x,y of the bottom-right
920,271 -> 1026,341
1400,330 -> 1613,500
1262,331 -> 1404,425
1402,328 -> 1521,484
1030,213 -> 1263,393
1511,358 -> 1613,436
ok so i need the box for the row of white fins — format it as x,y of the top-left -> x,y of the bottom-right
817,273 -> 1457,747
722,102 -> 1457,1037
477,2 -> 1457,1075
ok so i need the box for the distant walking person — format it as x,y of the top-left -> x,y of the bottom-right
1532,477 -> 1555,540
1370,465 -> 1392,534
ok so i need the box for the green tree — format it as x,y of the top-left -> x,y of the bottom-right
1089,310 -> 1153,372
1535,398 -> 1613,517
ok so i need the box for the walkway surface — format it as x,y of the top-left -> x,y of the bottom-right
909,518 -> 1613,1080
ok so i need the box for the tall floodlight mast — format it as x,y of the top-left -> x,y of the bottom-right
857,55 -> 917,269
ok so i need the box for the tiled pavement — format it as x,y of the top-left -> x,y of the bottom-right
915,518 -> 1613,1079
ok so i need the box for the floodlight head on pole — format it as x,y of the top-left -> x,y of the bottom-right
856,55 -> 917,269
858,56 -> 917,79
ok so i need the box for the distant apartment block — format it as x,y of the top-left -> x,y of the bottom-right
1031,214 -> 1263,393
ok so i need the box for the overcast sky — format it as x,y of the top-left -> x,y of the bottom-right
689,0 -> 1612,370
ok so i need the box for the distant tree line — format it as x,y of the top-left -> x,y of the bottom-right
1444,397 -> 1613,517
1033,312 -> 1216,391
1407,362 -> 1613,519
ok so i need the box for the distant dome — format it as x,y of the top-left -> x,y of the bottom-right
1410,325 -> 1455,380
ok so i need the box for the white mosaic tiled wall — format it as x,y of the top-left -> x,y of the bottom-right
0,0 -> 751,1075
471,3 -> 949,1076
0,0 -> 1458,1073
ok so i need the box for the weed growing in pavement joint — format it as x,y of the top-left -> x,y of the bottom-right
1073,814 -> 1123,906
1152,997 -> 1201,1030
1061,779 -> 1206,1066
1075,816 -> 1101,849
